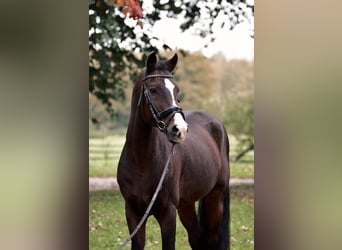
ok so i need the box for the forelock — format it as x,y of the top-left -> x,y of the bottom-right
155,61 -> 169,72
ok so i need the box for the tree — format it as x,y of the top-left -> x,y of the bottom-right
225,95 -> 254,161
89,0 -> 148,119
208,57 -> 254,160
175,52 -> 219,110
89,0 -> 254,119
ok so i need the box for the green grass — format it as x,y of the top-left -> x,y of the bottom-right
89,185 -> 254,249
89,135 -> 125,177
89,135 -> 254,179
230,151 -> 254,179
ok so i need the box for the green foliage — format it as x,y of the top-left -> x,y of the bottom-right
89,0 -> 254,119
226,95 -> 254,159
212,56 -> 254,95
175,52 -> 219,110
89,0 -> 155,119
208,93 -> 254,160
207,57 -> 254,159
224,95 -> 253,138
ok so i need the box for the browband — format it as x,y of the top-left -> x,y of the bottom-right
142,74 -> 174,82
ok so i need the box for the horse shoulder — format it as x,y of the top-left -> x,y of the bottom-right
185,110 -> 229,145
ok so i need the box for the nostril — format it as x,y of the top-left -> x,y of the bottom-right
172,125 -> 179,133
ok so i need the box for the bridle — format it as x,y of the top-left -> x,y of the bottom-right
137,74 -> 185,132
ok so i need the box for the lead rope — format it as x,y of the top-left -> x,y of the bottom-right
118,144 -> 175,250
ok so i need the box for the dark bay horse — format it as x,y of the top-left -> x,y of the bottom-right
117,52 -> 230,250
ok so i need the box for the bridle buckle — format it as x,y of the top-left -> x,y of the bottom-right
157,121 -> 166,131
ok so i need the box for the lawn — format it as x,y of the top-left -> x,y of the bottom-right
89,185 -> 254,250
89,133 -> 254,249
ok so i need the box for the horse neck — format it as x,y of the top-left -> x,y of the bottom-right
125,79 -> 171,168
126,109 -> 165,164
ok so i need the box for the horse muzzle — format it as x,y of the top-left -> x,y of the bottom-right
166,113 -> 188,143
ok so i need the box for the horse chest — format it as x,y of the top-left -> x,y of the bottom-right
126,181 -> 175,213
121,167 -> 174,201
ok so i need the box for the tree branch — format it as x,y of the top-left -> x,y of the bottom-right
233,143 -> 254,161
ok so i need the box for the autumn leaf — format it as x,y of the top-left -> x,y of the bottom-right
122,0 -> 143,20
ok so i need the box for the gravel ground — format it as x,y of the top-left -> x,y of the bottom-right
89,177 -> 253,191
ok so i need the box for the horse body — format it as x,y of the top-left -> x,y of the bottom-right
177,111 -> 229,204
117,53 -> 230,250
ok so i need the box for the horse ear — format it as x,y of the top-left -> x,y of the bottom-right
166,53 -> 178,72
146,52 -> 157,74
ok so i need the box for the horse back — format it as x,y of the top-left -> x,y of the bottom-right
184,110 -> 229,159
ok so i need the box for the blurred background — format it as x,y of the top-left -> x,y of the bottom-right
2,0 -> 342,249
89,0 -> 254,167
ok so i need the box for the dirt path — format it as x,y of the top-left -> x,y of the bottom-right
89,177 -> 253,191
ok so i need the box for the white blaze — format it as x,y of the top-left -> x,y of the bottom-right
164,79 -> 188,139
164,79 -> 178,106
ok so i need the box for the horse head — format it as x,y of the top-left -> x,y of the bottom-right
137,52 -> 188,143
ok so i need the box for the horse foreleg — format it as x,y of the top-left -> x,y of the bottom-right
125,204 -> 146,250
178,204 -> 202,250
155,205 -> 177,250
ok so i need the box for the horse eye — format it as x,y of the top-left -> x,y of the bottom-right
177,98 -> 181,103
149,88 -> 157,95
